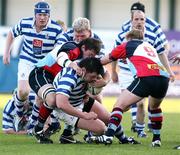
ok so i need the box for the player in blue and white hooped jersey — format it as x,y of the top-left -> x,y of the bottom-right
49,17 -> 110,143
112,9 -> 167,138
121,2 -> 168,48
53,57 -> 140,144
59,17 -> 105,59
2,90 -> 35,134
3,1 -> 64,131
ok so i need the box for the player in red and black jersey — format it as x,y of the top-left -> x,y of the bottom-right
91,29 -> 175,147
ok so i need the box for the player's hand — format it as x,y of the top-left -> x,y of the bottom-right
83,94 -> 90,103
90,75 -> 107,87
69,62 -> 83,76
3,53 -> 10,65
169,72 -> 175,82
111,71 -> 119,83
172,57 -> 180,64
82,111 -> 97,120
170,54 -> 180,64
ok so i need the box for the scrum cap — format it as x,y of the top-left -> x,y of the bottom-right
34,1 -> 50,15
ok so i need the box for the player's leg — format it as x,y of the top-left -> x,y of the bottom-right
59,98 -> 95,144
136,99 -> 147,138
148,97 -> 163,147
148,76 -> 169,147
91,89 -> 142,144
33,85 -> 56,136
106,90 -> 142,136
29,67 -> 55,143
44,110 -> 61,138
27,96 -> 42,134
14,61 -> 33,131
130,103 -> 137,132
118,70 -> 140,132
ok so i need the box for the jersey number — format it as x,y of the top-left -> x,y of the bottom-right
144,46 -> 156,57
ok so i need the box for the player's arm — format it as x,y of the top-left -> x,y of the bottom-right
3,31 -> 14,65
57,51 -> 82,75
101,43 -> 126,65
56,94 -> 97,120
101,55 -> 113,65
163,43 -> 170,55
158,52 -> 175,82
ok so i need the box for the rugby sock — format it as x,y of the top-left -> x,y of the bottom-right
61,124 -> 73,136
50,113 -> 59,124
149,108 -> 163,141
28,104 -> 40,130
130,103 -> 137,122
14,92 -> 26,117
115,125 -> 126,140
105,107 -> 123,137
135,122 -> 145,133
36,103 -> 53,131
147,106 -> 152,130
62,126 -> 73,136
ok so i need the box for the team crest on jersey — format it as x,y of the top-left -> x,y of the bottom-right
33,39 -> 43,55
21,73 -> 25,78
45,33 -> 49,39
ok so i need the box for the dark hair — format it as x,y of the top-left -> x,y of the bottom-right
131,2 -> 145,13
78,38 -> 102,55
126,29 -> 144,40
79,57 -> 104,76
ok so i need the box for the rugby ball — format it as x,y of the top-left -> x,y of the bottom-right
87,84 -> 103,95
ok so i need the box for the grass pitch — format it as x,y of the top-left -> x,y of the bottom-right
0,94 -> 180,155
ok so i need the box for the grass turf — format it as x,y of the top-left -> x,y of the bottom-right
0,94 -> 180,155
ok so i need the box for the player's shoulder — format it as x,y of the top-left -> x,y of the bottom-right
63,28 -> 74,38
61,41 -> 77,49
62,67 -> 78,78
121,20 -> 131,31
145,17 -> 160,28
19,17 -> 34,24
117,29 -> 128,40
91,32 -> 101,40
145,27 -> 157,37
49,19 -> 63,30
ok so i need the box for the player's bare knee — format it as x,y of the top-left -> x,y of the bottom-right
46,95 -> 56,107
94,121 -> 106,134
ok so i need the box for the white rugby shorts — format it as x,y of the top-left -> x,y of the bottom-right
118,69 -> 134,89
54,104 -> 83,127
18,60 -> 35,81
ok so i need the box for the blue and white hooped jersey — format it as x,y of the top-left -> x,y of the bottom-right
53,67 -> 87,107
2,92 -> 36,131
121,17 -> 168,46
11,17 -> 63,64
58,28 -> 105,58
115,27 -> 165,72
